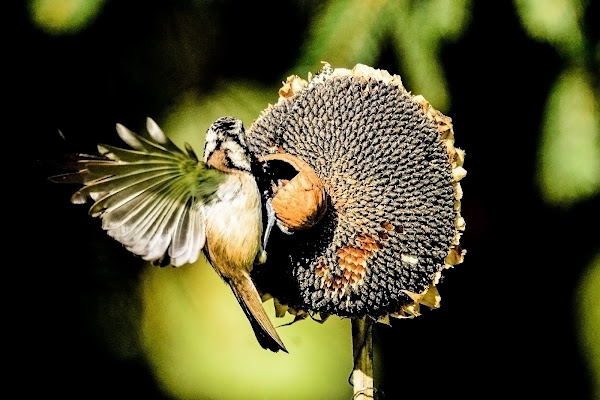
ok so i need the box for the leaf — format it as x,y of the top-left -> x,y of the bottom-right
537,67 -> 600,206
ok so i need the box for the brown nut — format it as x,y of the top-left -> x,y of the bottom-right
261,153 -> 327,231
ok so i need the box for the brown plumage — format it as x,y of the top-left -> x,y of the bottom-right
201,166 -> 286,353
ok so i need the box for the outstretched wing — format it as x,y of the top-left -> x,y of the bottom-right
51,118 -> 226,267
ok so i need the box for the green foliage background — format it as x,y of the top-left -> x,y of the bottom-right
21,0 -> 599,399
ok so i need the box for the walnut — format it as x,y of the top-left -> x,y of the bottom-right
261,153 -> 327,231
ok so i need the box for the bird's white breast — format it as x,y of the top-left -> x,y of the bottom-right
204,173 -> 263,272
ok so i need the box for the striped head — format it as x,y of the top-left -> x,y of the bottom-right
204,117 -> 252,173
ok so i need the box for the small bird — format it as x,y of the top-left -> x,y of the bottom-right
51,116 -> 287,352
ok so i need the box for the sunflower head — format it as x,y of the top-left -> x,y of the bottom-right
248,63 -> 466,321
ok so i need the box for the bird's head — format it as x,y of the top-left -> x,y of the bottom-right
204,116 -> 252,173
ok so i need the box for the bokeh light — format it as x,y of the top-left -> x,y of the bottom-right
29,0 -> 106,35
577,253 -> 600,399
140,261 -> 353,400
537,68 -> 600,206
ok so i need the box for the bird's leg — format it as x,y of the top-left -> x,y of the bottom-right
263,198 -> 277,251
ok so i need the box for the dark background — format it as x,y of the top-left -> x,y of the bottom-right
18,1 -> 598,398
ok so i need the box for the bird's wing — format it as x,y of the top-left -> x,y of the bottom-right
52,118 -> 226,267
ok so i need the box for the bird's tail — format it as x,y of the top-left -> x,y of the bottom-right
229,277 -> 288,353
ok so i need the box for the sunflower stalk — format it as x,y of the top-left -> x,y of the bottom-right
351,317 -> 374,399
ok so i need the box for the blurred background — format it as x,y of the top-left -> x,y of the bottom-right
19,0 -> 598,399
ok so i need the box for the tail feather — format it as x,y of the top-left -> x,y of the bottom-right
229,277 -> 287,353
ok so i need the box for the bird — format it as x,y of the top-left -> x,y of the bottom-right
50,116 -> 287,353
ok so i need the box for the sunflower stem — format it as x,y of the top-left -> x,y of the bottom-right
351,317 -> 374,399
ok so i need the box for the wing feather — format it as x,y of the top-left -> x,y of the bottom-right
146,117 -> 185,154
97,144 -> 181,163
116,122 -> 187,157
170,199 -> 195,266
87,172 -> 175,217
62,119 -> 226,266
124,181 -> 185,250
